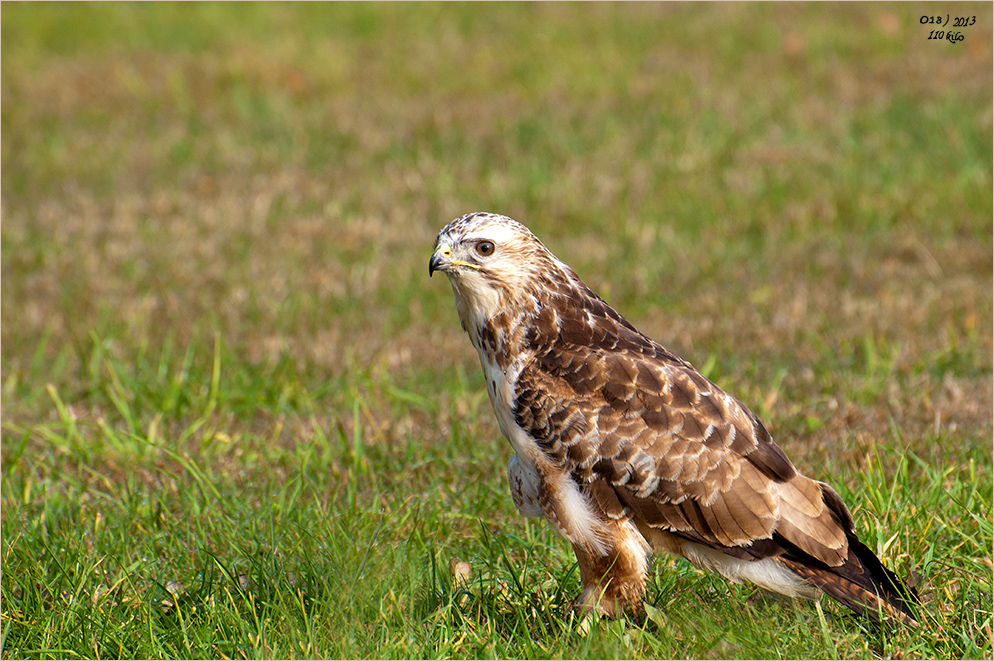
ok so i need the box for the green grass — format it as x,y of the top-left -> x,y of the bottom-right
2,3 -> 992,658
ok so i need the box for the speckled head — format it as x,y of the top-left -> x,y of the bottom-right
430,213 -> 536,271
428,212 -> 563,335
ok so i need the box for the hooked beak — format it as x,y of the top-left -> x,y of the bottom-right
429,242 -> 480,276
428,244 -> 450,277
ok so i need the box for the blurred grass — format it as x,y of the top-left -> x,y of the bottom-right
2,3 -> 992,659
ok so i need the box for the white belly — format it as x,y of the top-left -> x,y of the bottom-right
508,454 -> 544,517
481,354 -> 543,517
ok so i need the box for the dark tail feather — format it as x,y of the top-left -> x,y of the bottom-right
780,533 -> 920,626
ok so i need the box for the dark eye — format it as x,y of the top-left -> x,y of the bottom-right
475,241 -> 495,257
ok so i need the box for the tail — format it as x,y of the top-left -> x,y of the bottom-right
779,531 -> 920,625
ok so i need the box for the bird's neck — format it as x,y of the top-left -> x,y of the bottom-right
458,281 -> 554,374
465,306 -> 534,373
452,268 -> 574,371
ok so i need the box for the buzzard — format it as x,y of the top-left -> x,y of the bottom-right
429,212 -> 918,624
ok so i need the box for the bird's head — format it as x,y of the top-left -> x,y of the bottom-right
429,212 -> 561,334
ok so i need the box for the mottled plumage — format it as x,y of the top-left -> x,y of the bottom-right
429,212 -> 918,624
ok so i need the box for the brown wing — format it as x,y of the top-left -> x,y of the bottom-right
514,287 -> 849,567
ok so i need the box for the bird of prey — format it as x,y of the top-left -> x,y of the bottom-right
429,212 -> 919,624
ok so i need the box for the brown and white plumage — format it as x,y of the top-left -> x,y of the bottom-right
429,212 -> 918,624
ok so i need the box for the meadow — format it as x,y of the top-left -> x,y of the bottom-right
1,3 -> 992,658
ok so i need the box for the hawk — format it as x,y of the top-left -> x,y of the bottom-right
429,212 -> 919,624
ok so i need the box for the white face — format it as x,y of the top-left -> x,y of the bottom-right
429,213 -> 542,331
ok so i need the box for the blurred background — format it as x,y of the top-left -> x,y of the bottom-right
1,4 -> 991,656
3,3 -> 989,390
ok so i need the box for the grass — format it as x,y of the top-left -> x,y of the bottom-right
2,2 -> 992,658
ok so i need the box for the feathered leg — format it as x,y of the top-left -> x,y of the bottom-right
572,521 -> 650,617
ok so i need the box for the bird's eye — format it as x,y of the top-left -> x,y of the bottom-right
475,241 -> 495,257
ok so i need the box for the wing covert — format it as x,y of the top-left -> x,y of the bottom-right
515,334 -> 846,563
